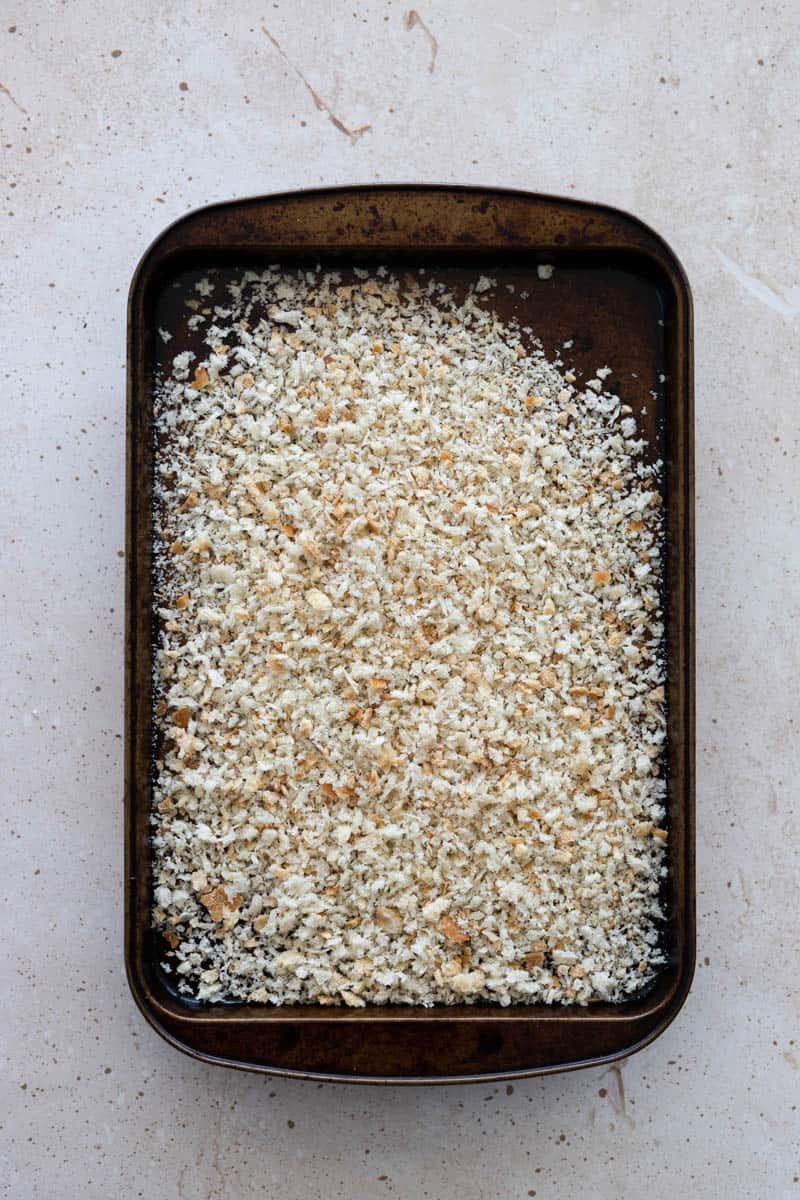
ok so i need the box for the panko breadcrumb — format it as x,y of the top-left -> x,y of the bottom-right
151,267 -> 667,1007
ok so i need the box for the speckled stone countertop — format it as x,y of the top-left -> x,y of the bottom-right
3,2 -> 798,1196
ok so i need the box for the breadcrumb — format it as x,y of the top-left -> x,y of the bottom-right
150,267 -> 667,1008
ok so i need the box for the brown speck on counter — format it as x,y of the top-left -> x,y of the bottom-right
404,9 -> 438,73
261,24 -> 370,142
0,80 -> 27,114
600,1063 -> 628,1120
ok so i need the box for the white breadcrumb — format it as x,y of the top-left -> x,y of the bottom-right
150,267 -> 667,1008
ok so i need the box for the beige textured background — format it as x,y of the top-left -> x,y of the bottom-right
2,1 -> 798,1196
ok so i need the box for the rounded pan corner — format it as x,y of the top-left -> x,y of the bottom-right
123,943 -> 227,1076
565,190 -> 694,307
619,957 -> 696,1063
124,943 -> 172,1051
124,981 -> 219,1077
126,203 -> 218,318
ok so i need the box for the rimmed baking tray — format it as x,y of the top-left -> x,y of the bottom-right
126,185 -> 694,1083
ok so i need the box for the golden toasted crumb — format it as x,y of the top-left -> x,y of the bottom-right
297,530 -> 322,560
438,915 -> 470,944
199,886 -> 241,924
306,587 -> 332,614
172,706 -> 192,729
178,491 -> 198,512
374,906 -> 403,935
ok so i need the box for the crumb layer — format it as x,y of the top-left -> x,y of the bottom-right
151,268 -> 667,1006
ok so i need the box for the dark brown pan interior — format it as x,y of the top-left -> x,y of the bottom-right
126,186 -> 694,1082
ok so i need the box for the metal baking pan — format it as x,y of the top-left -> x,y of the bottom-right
126,185 -> 694,1083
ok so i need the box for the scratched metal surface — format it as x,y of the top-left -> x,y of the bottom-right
3,1 -> 798,1196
